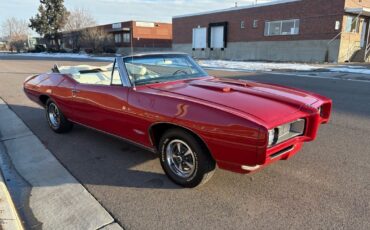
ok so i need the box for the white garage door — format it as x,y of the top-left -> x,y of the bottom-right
192,27 -> 207,49
210,26 -> 224,49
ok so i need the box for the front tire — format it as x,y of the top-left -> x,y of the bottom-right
46,99 -> 73,133
159,129 -> 216,188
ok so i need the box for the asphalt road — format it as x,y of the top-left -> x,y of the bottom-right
0,57 -> 369,230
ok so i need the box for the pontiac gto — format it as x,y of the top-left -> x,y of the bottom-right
23,53 -> 332,187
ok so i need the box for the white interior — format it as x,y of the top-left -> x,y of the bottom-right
59,64 -> 113,85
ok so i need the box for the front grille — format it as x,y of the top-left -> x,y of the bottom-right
270,145 -> 295,159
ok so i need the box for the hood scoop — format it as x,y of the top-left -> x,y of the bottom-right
213,78 -> 253,87
189,81 -> 233,92
188,78 -> 254,92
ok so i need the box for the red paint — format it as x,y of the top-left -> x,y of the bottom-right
24,74 -> 332,174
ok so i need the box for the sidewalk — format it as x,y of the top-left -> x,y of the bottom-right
0,98 -> 122,230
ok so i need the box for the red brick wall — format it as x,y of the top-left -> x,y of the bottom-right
132,22 -> 172,48
106,21 -> 172,48
173,0 -> 346,44
133,22 -> 172,40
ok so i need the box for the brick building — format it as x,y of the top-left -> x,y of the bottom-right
62,20 -> 172,54
173,0 -> 370,63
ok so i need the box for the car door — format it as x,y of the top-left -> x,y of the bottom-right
71,60 -> 131,138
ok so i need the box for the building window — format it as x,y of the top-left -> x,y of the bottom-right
253,20 -> 258,28
123,33 -> 130,43
335,21 -> 341,30
345,16 -> 360,33
192,27 -> 207,49
136,21 -> 155,27
264,19 -> 300,36
114,34 -> 122,43
112,23 -> 122,29
241,21 -> 245,29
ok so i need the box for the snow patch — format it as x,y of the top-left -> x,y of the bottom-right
198,60 -> 319,72
328,67 -> 370,75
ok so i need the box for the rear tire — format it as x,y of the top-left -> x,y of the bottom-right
159,128 -> 216,188
46,99 -> 73,133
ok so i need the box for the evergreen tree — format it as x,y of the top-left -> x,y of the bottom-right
29,0 -> 70,50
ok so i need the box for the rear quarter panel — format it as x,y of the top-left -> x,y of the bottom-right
24,73 -> 76,118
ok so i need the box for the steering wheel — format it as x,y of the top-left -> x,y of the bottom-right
173,69 -> 188,76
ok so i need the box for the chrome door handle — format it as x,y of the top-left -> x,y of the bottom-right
72,89 -> 80,97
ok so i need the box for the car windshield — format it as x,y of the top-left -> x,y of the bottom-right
122,54 -> 208,86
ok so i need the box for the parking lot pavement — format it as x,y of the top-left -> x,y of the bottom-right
0,57 -> 369,229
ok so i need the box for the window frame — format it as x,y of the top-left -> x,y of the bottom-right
241,20 -> 245,29
123,32 -> 131,43
112,23 -> 122,29
264,19 -> 300,36
253,20 -> 258,28
110,59 -> 123,86
345,15 -> 360,33
121,54 -> 208,86
114,33 -> 122,43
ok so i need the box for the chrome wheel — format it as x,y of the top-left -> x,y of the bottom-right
165,139 -> 196,178
48,103 -> 60,129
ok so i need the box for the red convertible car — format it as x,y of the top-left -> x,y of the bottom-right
24,53 -> 332,187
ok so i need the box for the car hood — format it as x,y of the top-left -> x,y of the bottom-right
149,77 -> 319,123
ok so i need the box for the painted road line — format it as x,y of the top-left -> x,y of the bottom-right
0,169 -> 24,230
0,98 -> 122,230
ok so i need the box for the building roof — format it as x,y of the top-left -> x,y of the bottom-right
173,0 -> 301,19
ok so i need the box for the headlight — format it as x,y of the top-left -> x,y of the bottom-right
318,106 -> 326,117
267,119 -> 305,148
268,129 -> 277,147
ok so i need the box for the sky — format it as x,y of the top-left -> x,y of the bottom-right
0,0 -> 273,35
0,0 -> 273,24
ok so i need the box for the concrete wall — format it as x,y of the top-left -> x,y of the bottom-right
174,39 -> 340,63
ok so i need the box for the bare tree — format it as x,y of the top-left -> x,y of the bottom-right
2,18 -> 30,52
64,8 -> 96,32
63,8 -> 96,51
80,27 -> 114,53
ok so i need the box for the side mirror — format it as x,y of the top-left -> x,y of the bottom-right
52,64 -> 60,73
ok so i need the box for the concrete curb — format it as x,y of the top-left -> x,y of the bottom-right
0,169 -> 24,230
0,98 -> 123,230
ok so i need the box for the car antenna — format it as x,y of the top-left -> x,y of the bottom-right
130,30 -> 137,91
